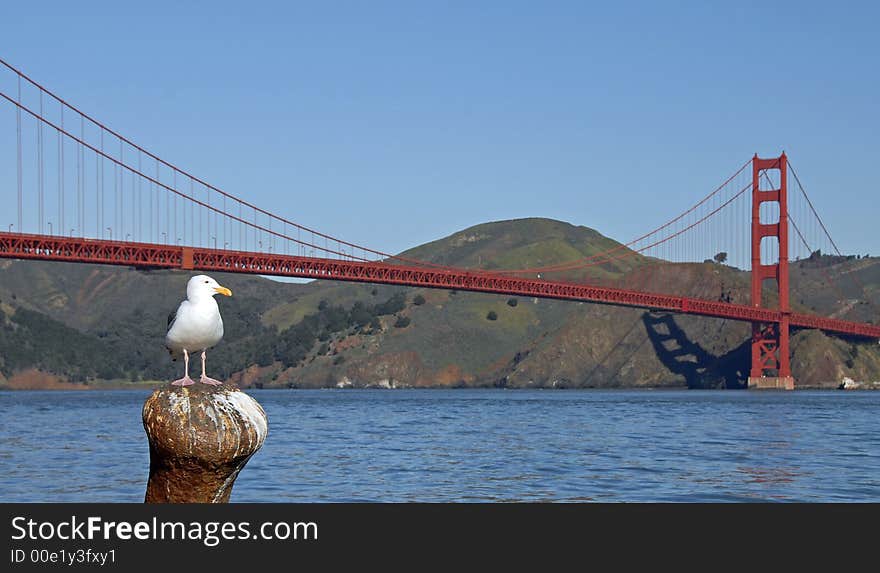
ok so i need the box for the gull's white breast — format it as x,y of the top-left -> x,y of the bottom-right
165,299 -> 225,353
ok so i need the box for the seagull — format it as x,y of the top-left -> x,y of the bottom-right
165,274 -> 233,386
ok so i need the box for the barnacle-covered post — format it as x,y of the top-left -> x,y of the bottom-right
142,382 -> 268,503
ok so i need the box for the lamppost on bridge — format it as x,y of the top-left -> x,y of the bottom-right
224,242 -> 229,250
8,224 -> 13,233
69,228 -> 75,237
161,232 -> 167,244
177,238 -> 182,245
48,222 -> 52,236
125,233 -> 131,242
212,236 -> 217,249
106,227 -> 112,240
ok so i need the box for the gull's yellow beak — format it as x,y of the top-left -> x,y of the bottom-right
214,286 -> 232,297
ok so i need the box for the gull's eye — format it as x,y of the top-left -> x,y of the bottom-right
204,280 -> 209,284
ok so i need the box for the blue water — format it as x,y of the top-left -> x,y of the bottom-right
1,389 -> 878,502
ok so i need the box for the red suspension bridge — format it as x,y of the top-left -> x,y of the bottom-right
0,59 -> 877,389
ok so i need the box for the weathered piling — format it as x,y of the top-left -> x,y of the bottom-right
142,382 -> 268,503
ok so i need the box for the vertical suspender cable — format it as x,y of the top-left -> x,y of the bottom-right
57,122 -> 61,233
138,152 -> 142,241
16,75 -> 22,233
95,131 -> 100,238
84,121 -> 87,236
80,116 -> 85,237
99,130 -> 103,237
111,138 -> 115,239
59,105 -> 64,233
76,115 -> 81,236
165,162 -> 174,244
130,166 -> 135,241
121,143 -> 126,240
154,161 -> 159,243
38,91 -> 43,234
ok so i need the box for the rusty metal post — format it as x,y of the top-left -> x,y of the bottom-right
142,382 -> 268,503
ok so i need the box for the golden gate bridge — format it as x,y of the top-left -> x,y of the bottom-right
1,58 -> 877,389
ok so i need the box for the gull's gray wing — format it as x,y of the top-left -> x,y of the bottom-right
167,300 -> 191,334
165,303 -> 185,360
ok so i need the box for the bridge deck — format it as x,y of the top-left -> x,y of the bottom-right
1,232 -> 878,340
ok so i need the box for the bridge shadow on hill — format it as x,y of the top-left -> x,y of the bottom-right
642,313 -> 749,389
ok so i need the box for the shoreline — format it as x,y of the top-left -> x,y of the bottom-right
1,382 -> 876,391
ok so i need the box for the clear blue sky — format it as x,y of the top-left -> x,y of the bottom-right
2,0 -> 878,256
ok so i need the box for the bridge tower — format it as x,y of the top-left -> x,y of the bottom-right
749,153 -> 795,390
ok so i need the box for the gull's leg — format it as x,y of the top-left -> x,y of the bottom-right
200,350 -> 223,386
171,349 -> 195,386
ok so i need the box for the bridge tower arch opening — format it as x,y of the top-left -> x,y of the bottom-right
749,153 -> 794,390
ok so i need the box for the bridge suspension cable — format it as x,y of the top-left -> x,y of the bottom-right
0,57 -> 454,268
0,58 -> 766,283
492,159 -> 753,276
786,160 -> 878,308
0,58 -> 771,282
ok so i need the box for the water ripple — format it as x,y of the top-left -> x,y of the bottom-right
1,389 -> 878,502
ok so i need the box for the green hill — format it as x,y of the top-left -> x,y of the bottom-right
0,218 -> 878,389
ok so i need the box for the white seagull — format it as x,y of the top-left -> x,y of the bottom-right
165,274 -> 233,386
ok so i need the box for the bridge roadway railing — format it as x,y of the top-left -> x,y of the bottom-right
2,231 -> 879,340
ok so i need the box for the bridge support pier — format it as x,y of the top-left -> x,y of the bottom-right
748,376 -> 795,390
